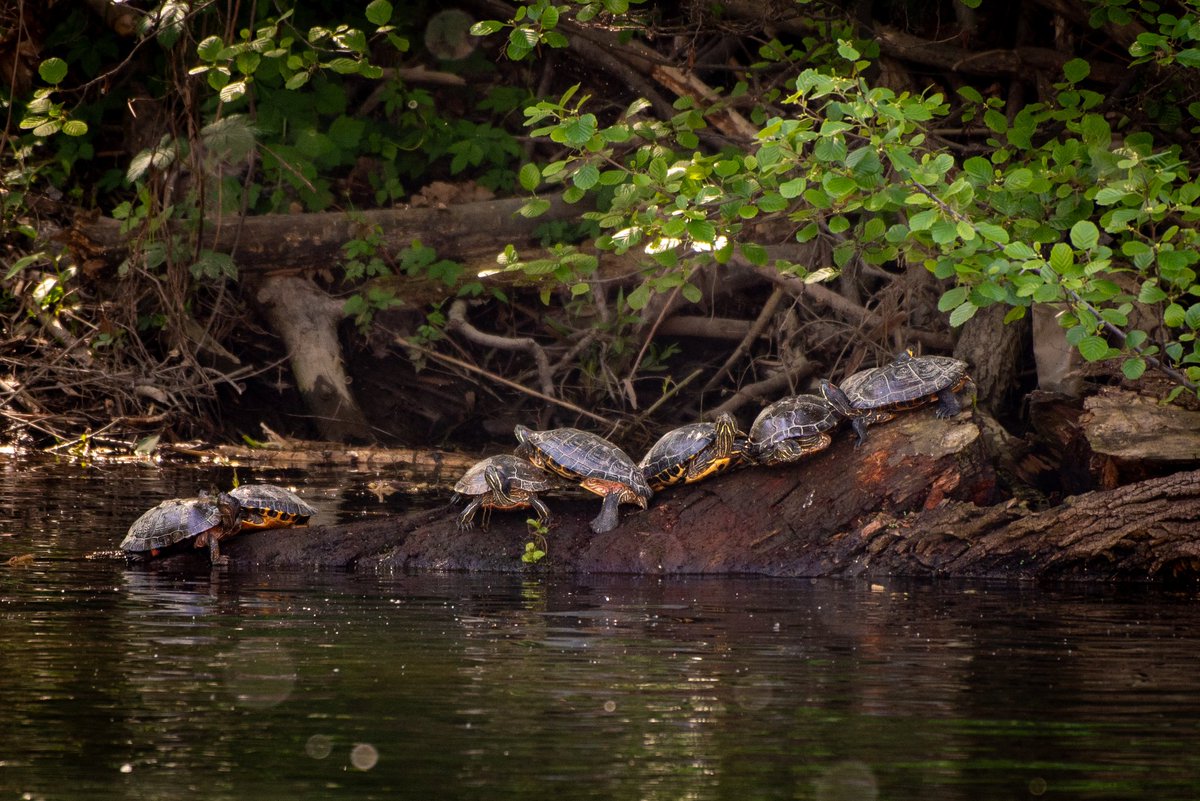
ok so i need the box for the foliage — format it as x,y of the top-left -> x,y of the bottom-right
522,517 -> 550,564
471,2 -> 1200,395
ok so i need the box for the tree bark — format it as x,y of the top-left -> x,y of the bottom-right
255,276 -> 373,442
221,407 -> 1004,573
68,196 -> 581,271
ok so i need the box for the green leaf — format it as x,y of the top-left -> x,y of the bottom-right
1077,335 -> 1110,362
572,162 -> 599,190
681,282 -> 703,303
1003,306 -> 1027,324
518,163 -> 541,192
908,209 -> 938,231
930,220 -> 959,245
1003,241 -> 1038,260
1176,48 -> 1200,68
1121,357 -> 1146,380
1137,281 -> 1168,304
779,177 -> 806,198
518,198 -> 551,218
1004,168 -> 1033,190
627,283 -> 651,310
61,119 -> 88,136
740,242 -> 768,266
1069,220 -> 1099,250
559,114 -> 598,147
687,219 -> 716,244
1164,303 -> 1186,327
975,222 -> 1009,244
937,286 -> 970,312
948,301 -> 978,327
1062,58 -> 1090,83
470,20 -> 505,36
365,0 -> 393,25
38,57 -> 68,85
983,108 -> 1008,133
1049,242 -> 1073,272
1187,303 -> 1200,330
197,35 -> 224,61
1094,186 -> 1127,205
219,80 -> 247,103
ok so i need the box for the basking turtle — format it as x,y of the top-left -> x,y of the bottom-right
514,425 -> 652,534
747,394 -> 840,466
120,492 -> 243,565
452,454 -> 556,530
821,351 -> 970,445
229,483 -> 316,530
639,412 -> 750,491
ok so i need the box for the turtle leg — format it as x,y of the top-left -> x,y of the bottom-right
530,496 -> 552,528
934,387 -> 962,418
589,492 -> 623,534
457,497 -> 482,530
852,417 -> 871,447
208,535 -> 230,566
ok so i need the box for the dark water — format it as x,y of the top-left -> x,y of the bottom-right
2,458 -> 1199,800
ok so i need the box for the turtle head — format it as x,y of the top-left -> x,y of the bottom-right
215,491 -> 243,528
483,464 -> 516,505
513,424 -> 535,457
712,412 -> 738,456
819,379 -> 854,417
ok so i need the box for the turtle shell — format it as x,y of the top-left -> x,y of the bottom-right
748,394 -> 839,465
229,484 -> 315,530
840,353 -> 969,411
453,454 -> 556,530
454,454 -> 556,496
121,496 -> 225,555
639,413 -> 747,490
514,426 -> 652,502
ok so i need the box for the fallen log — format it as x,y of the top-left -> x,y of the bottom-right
134,400 -> 1200,579
68,196 -> 580,271
214,407 -> 1004,573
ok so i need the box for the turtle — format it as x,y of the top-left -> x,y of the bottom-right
747,394 -> 840,466
638,412 -> 750,491
514,425 -> 652,534
452,454 -> 556,530
229,483 -> 316,531
820,351 -> 971,446
120,492 -> 243,565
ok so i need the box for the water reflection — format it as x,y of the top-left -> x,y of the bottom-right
1,457 -> 1200,799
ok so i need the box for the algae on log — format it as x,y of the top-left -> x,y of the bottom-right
222,408 -> 1004,574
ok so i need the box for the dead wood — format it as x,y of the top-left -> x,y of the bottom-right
656,316 -> 757,341
223,406 -> 997,573
255,276 -> 373,442
67,196 -> 581,272
871,24 -> 1128,84
852,469 -> 1200,580
446,299 -> 555,397
747,260 -> 955,351
191,440 -> 478,481
217,407 -> 1200,581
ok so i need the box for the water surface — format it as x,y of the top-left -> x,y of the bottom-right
1,458 -> 1197,800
